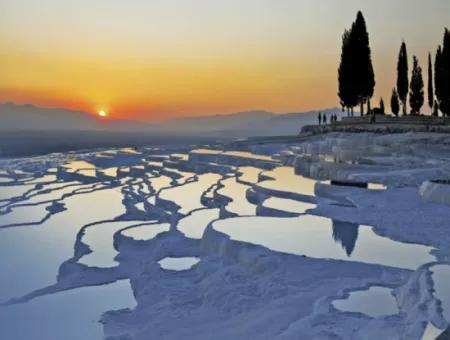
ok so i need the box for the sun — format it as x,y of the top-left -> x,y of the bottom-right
98,110 -> 107,117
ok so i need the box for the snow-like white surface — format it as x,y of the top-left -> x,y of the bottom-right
1,132 -> 450,339
420,180 -> 450,206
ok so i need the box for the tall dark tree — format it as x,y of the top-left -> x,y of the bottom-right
435,46 -> 444,115
391,88 -> 400,116
397,41 -> 409,115
380,98 -> 385,114
409,56 -> 424,115
428,52 -> 434,111
351,11 -> 375,115
338,30 -> 358,114
433,100 -> 439,116
444,29 -> 450,116
435,29 -> 450,116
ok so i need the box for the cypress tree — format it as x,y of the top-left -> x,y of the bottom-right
433,100 -> 439,116
351,11 -> 375,115
435,46 -> 444,114
437,29 -> 450,116
391,89 -> 400,116
409,56 -> 424,115
380,98 -> 385,114
337,11 -> 375,116
435,29 -> 450,116
397,42 -> 409,115
338,30 -> 358,113
428,52 -> 434,111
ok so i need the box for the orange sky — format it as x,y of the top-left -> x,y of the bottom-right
1,0 -> 448,121
0,52 -> 335,121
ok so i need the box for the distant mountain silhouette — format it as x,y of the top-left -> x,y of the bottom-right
164,109 -> 342,137
0,102 -> 341,137
162,110 -> 275,133
0,102 -> 152,132
160,108 -> 343,138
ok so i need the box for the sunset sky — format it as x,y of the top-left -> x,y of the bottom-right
1,0 -> 449,121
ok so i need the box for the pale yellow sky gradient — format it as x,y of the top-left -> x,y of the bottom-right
0,0 -> 448,121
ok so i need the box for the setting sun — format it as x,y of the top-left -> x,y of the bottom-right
98,110 -> 107,117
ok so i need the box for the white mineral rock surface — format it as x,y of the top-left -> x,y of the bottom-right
1,133 -> 450,339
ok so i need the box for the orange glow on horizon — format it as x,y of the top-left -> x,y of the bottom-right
0,51 -> 338,121
1,1 -> 446,120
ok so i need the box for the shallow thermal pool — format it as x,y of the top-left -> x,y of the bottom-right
211,215 -> 435,270
262,197 -> 316,213
237,166 -> 262,184
0,144 -> 448,339
79,220 -> 160,268
0,186 -> 125,302
431,264 -> 450,323
217,177 -> 256,215
0,279 -> 135,340
159,173 -> 221,214
332,286 -> 398,317
158,257 -> 200,271
121,222 -> 170,241
177,208 -> 220,239
258,166 -> 325,197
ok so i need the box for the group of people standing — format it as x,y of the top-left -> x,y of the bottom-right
318,112 -> 338,125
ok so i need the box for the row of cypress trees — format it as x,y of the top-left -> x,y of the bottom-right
339,11 -> 450,117
392,31 -> 450,116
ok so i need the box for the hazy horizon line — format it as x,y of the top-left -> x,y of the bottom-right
0,100 -> 341,123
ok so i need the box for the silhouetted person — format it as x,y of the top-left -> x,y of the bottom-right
318,112 -> 322,125
323,114 -> 327,124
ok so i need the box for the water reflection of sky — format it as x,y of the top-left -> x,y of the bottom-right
237,166 -> 261,184
213,215 -> 434,270
218,177 -> 255,215
0,146 -> 446,339
0,280 -> 135,340
160,173 -> 220,214
158,257 -> 200,271
178,208 -> 220,239
122,223 -> 170,241
259,167 -> 324,196
333,286 -> 398,317
0,187 -> 124,302
431,264 -> 450,323
263,197 -> 316,214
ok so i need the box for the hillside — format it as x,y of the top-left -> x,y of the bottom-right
0,102 -> 342,137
